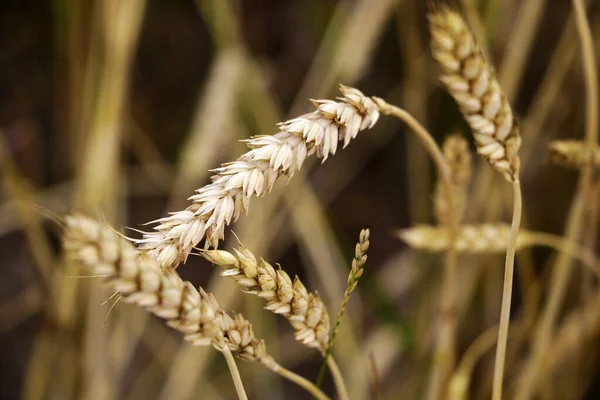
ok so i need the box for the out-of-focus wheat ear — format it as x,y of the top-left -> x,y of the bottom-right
397,224 -> 512,253
434,134 -> 472,225
397,224 -> 600,277
135,85 -> 380,269
548,140 -> 600,169
429,7 -> 521,181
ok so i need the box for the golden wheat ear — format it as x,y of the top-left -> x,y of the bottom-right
429,7 -> 521,182
135,85 -> 380,269
63,214 -> 332,400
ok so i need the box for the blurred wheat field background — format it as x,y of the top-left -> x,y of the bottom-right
2,0 -> 600,399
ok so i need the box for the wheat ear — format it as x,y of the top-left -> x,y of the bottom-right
201,246 -> 351,400
201,246 -> 331,352
398,224 -> 600,277
135,85 -> 379,269
434,134 -> 472,225
430,8 -> 521,182
316,229 -> 370,388
429,9 -> 523,398
63,215 -> 330,400
548,140 -> 600,169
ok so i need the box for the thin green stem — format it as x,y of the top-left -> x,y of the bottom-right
492,180 -> 522,400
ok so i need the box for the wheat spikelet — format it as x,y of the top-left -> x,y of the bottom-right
434,134 -> 472,225
135,85 -> 380,269
330,229 -> 369,348
429,8 -> 521,181
201,246 -> 331,353
63,214 -> 275,367
548,140 -> 600,169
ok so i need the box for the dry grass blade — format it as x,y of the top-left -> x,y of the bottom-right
548,140 -> 600,169
429,8 -> 521,182
136,85 -> 380,269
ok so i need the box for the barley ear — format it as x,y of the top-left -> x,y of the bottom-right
429,8 -> 521,181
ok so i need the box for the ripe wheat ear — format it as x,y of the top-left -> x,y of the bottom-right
63,215 -> 331,400
136,85 -> 380,269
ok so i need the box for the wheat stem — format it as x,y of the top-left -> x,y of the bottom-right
269,363 -> 330,400
448,323 -> 524,400
521,231 -> 600,277
492,180 -> 522,400
372,97 -> 452,181
516,1 -> 598,397
327,357 -> 350,400
221,346 -> 248,400
573,0 -> 598,146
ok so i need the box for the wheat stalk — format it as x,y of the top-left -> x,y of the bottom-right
430,7 -> 521,182
63,215 -> 330,400
428,133 -> 472,399
429,8 -> 524,398
517,1 -> 600,398
135,85 -> 380,269
548,140 -> 600,169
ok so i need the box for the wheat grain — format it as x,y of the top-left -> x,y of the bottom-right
135,85 -> 380,269
548,140 -> 600,169
429,8 -> 521,181
201,246 -> 330,353
434,134 -> 472,225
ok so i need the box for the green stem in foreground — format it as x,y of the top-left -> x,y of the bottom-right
221,346 -> 248,400
492,180 -> 523,400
